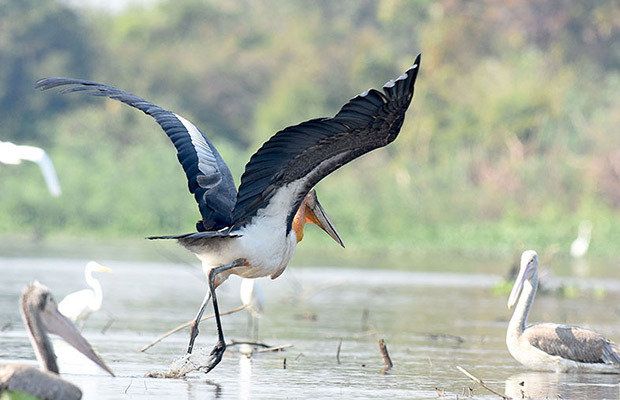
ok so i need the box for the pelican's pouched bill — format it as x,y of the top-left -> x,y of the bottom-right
0,282 -> 114,400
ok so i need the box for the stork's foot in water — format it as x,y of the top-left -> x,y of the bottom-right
201,340 -> 226,374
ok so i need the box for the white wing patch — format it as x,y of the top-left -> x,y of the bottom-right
174,113 -> 218,176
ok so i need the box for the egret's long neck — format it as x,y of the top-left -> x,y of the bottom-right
508,272 -> 538,335
85,267 -> 103,309
22,303 -> 59,373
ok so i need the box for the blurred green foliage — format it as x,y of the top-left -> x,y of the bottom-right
1,0 -> 619,260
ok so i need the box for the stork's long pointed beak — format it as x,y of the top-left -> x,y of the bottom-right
306,195 -> 345,248
41,301 -> 115,376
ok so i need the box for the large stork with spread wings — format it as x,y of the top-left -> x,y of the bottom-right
36,54 -> 421,372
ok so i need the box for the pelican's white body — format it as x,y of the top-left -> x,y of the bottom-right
505,277 -> 598,373
507,250 -> 620,373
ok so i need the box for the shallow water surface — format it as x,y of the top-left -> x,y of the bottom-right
1,257 -> 619,399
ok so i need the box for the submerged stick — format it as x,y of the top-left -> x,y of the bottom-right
378,338 -> 393,373
228,340 -> 272,348
227,340 -> 293,353
255,344 -> 293,353
456,366 -> 510,399
140,304 -> 249,352
336,338 -> 343,364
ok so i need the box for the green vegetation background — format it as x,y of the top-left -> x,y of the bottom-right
1,0 -> 619,266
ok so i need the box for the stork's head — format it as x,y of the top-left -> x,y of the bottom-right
292,189 -> 344,247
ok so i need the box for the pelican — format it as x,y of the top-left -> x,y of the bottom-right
570,220 -> 592,258
58,261 -> 111,325
0,140 -> 62,197
36,53 -> 421,372
239,278 -> 265,339
506,250 -> 620,373
0,282 -> 114,400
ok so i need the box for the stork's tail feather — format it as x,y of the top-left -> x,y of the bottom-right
147,231 -> 241,240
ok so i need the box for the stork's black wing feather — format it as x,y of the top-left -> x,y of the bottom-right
35,78 -> 236,231
232,54 -> 421,230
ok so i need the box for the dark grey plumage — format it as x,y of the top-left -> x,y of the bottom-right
525,323 -> 620,365
34,78 -> 236,231
0,365 -> 82,400
233,55 -> 420,230
35,54 -> 421,237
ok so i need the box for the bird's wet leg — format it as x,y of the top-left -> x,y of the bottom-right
201,259 -> 244,373
187,291 -> 211,354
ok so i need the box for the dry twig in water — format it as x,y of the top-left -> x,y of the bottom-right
336,338 -> 343,365
228,339 -> 292,353
378,338 -> 393,373
140,304 -> 248,352
456,366 -> 510,399
255,344 -> 293,353
228,340 -> 272,348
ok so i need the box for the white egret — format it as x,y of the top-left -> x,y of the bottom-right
58,262 -> 111,325
570,221 -> 592,258
239,278 -> 265,339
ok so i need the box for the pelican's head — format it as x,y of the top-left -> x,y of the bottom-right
21,282 -> 115,376
293,189 -> 345,248
507,250 -> 539,310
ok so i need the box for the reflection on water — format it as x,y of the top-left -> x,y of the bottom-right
505,372 -> 619,399
1,256 -> 620,399
239,355 -> 252,400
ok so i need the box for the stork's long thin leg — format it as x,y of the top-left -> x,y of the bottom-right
186,258 -> 245,356
187,291 -> 211,353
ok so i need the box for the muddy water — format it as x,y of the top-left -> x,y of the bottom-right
1,256 -> 619,399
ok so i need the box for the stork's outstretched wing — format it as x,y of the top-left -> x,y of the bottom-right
232,54 -> 421,231
35,78 -> 236,230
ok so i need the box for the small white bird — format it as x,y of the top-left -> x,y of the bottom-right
240,278 -> 265,339
58,262 -> 111,325
570,221 -> 592,258
0,140 -> 62,197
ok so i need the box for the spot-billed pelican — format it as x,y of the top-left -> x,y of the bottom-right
240,278 -> 265,339
58,261 -> 111,325
36,53 -> 421,373
570,221 -> 592,258
506,250 -> 620,373
0,140 -> 62,197
0,282 -> 114,400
